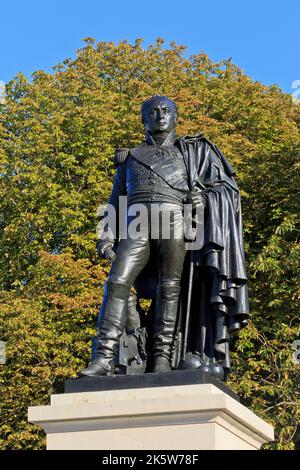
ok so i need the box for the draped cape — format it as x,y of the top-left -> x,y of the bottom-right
134,135 -> 249,372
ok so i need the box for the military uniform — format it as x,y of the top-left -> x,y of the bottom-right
89,129 -> 199,374
80,122 -> 249,380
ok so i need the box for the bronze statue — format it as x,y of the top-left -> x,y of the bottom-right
79,96 -> 249,381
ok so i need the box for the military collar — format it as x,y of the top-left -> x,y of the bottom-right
145,128 -> 177,147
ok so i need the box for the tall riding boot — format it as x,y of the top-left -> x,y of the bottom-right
152,283 -> 181,373
79,282 -> 130,377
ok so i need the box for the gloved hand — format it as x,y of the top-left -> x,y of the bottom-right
185,189 -> 206,208
96,240 -> 116,263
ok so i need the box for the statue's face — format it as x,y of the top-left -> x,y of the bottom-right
143,97 -> 177,134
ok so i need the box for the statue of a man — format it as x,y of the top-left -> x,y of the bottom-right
79,96 -> 249,380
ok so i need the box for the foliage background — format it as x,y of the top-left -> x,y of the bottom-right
0,38 -> 299,449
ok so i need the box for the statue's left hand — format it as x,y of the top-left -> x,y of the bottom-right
185,190 -> 206,208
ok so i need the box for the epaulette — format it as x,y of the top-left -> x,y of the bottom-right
113,148 -> 130,167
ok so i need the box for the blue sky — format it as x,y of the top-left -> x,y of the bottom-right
1,0 -> 299,95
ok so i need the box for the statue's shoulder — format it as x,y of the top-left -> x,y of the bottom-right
114,142 -> 147,167
180,134 -> 216,148
179,133 -> 212,149
180,133 -> 205,144
180,134 -> 235,176
181,133 -> 222,154
113,148 -> 130,167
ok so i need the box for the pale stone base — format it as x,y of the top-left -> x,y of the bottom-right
28,384 -> 274,450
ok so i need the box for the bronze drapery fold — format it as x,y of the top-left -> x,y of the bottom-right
176,136 -> 249,374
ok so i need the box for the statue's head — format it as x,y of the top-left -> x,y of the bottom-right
141,95 -> 178,134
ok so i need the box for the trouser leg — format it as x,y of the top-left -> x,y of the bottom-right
152,219 -> 186,372
96,281 -> 131,364
152,282 -> 182,371
79,238 -> 150,377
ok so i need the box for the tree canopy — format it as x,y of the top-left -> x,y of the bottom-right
0,38 -> 299,449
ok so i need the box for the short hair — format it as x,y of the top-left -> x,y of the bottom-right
141,95 -> 178,122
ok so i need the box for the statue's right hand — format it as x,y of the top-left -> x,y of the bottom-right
96,240 -> 116,263
104,247 -> 116,263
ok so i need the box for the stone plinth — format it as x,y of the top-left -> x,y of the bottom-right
28,382 -> 274,450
